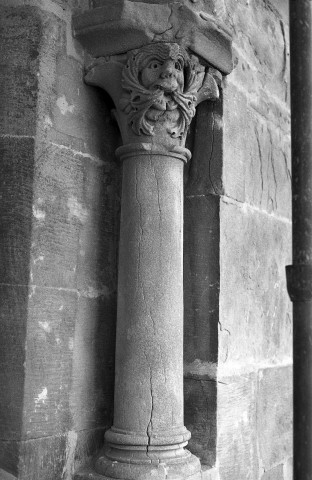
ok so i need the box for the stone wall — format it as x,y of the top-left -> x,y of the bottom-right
219,1 -> 292,478
184,1 -> 292,479
0,1 -> 292,479
183,0 -> 292,479
0,1 -> 120,478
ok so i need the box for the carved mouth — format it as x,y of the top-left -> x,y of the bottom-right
154,80 -> 179,93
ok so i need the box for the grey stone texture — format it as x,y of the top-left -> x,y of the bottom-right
183,0 -> 292,478
0,1 -> 119,478
74,0 -> 233,74
215,1 -> 292,479
114,155 -> 185,437
0,0 -> 292,480
74,26 -> 223,477
78,35 -> 222,477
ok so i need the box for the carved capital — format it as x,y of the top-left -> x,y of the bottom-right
120,43 -> 218,139
85,42 -> 220,149
74,0 -> 233,151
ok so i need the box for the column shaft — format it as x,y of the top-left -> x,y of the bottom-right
114,152 -> 185,440
95,147 -> 201,479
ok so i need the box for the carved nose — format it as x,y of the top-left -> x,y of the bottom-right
160,70 -> 173,79
160,62 -> 174,78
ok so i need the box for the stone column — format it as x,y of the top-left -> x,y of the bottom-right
101,142 -> 194,479
73,3 -> 233,479
73,43 -> 219,480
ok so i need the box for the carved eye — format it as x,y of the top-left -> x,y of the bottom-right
175,61 -> 182,71
149,61 -> 160,70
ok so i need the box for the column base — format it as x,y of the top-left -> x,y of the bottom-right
74,447 -> 202,480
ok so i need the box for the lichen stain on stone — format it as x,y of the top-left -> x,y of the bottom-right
33,254 -> 44,264
56,95 -> 75,115
32,205 -> 46,220
67,196 -> 88,224
44,115 -> 53,129
38,321 -> 52,334
35,387 -> 48,404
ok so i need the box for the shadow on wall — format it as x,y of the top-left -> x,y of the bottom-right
0,136 -> 36,476
69,86 -> 122,467
184,96 -> 223,467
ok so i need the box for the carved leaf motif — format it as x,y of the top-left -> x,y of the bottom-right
120,43 -> 209,139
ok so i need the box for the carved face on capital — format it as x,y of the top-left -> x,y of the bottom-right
140,57 -> 185,93
120,42 -> 207,138
137,43 -> 186,94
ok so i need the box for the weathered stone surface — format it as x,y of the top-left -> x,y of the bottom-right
112,154 -> 186,435
183,89 -> 222,467
184,379 -> 216,466
0,428 -> 108,480
201,467 -> 218,480
70,428 -> 108,473
283,457 -> 293,480
0,468 -> 17,480
0,2 -> 292,480
215,3 -> 292,479
71,296 -> 115,431
217,373 -> 259,480
261,464 -> 284,480
18,434 -> 67,480
0,285 -> 28,441
0,6 -> 41,136
0,0 -> 89,8
76,36 -> 222,478
184,194 -> 220,366
73,0 -> 233,74
257,366 -> 293,471
222,83 -> 291,217
185,98 -> 223,197
0,137 -> 35,285
22,288 -> 77,438
216,364 -> 292,479
0,4 -> 120,479
219,200 -> 292,371
223,0 -> 289,104
0,10 -> 40,476
46,57 -> 119,160
21,6 -> 120,160
0,441 -> 20,478
30,143 -> 119,291
184,195 -> 220,466
244,118 -> 291,219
